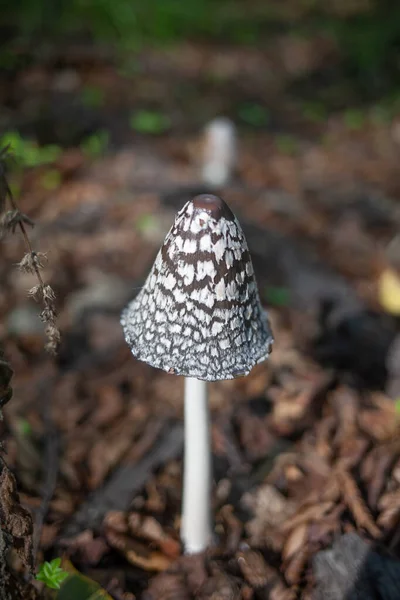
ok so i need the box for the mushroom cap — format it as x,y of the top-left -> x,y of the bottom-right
121,194 -> 273,381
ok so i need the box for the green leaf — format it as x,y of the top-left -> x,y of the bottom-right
0,132 -> 61,168
16,418 -> 32,436
136,213 -> 157,233
130,110 -> 171,134
301,101 -> 327,124
344,108 -> 365,131
40,169 -> 61,191
36,558 -> 69,590
55,561 -> 114,600
275,134 -> 298,156
81,85 -> 105,108
238,103 -> 270,127
264,286 -> 291,307
80,130 -> 109,158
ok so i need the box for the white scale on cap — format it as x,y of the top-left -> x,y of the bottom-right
121,194 -> 273,381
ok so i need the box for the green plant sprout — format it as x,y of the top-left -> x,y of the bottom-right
130,110 -> 171,134
36,558 -> 69,590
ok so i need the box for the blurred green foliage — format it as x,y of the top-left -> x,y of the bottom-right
301,101 -> 327,123
264,286 -> 291,307
40,169 -> 62,190
1,0 -> 399,97
343,108 -> 366,131
0,132 -> 62,168
275,134 -> 299,155
130,110 -> 171,134
80,130 -> 109,157
238,103 -> 270,128
80,85 -> 106,109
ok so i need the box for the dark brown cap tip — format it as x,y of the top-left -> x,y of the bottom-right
192,194 -> 232,220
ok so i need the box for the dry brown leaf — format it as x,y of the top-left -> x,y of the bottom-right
142,573 -> 189,600
377,487 -> 400,529
126,548 -> 172,572
281,502 -> 334,533
241,585 -> 254,600
128,513 -> 180,558
361,441 -> 400,509
237,411 -> 276,461
358,409 -> 398,442
307,503 -> 344,546
198,565 -> 240,600
236,549 -> 275,588
336,468 -> 380,537
269,581 -> 296,600
282,523 -> 308,561
242,484 -> 296,547
331,386 -> 358,445
104,511 -> 128,533
216,504 -> 243,555
283,544 -> 308,586
336,437 -> 369,471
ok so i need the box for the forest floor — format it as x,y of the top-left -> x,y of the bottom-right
1,37 -> 400,599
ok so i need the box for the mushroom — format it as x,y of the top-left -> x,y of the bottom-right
121,194 -> 273,554
201,117 -> 237,187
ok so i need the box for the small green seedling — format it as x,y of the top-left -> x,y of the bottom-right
36,558 -> 69,590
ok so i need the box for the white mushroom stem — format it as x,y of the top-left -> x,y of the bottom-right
201,117 -> 237,187
181,377 -> 212,554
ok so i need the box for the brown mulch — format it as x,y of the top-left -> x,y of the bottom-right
1,40 -> 400,599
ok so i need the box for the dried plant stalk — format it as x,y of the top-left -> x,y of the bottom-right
0,146 -> 60,353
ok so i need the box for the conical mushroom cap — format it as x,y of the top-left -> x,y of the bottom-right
121,195 -> 273,381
